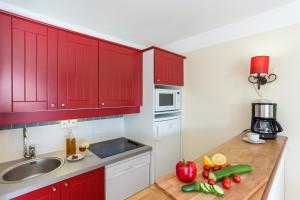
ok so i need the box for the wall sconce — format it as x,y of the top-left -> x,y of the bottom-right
248,56 -> 277,90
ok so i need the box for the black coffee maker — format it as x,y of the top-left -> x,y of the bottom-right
251,102 -> 283,139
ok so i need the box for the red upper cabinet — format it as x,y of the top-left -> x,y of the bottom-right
47,28 -> 59,110
13,183 -> 61,200
12,18 -> 51,112
99,41 -> 142,108
61,167 -> 104,200
154,48 -> 184,86
0,13 -> 12,113
58,31 -> 98,109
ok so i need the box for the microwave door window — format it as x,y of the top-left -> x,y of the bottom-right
159,94 -> 173,106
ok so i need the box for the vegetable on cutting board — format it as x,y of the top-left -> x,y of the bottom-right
181,182 -> 224,197
209,164 -> 252,181
222,178 -> 231,190
232,174 -> 241,183
176,159 -> 197,183
211,153 -> 227,166
203,156 -> 215,167
181,182 -> 201,192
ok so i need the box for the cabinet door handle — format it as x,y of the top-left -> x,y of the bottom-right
61,103 -> 65,107
157,79 -> 160,82
52,186 -> 57,192
101,102 -> 105,106
50,104 -> 55,107
155,126 -> 160,142
64,182 -> 68,187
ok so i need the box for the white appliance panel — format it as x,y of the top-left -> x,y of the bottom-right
105,152 -> 150,200
154,117 -> 181,178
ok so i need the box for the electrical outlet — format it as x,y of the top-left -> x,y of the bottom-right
69,120 -> 78,126
60,120 -> 78,128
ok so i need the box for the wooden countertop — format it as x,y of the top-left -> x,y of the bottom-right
128,132 -> 287,200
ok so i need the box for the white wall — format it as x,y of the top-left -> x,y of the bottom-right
0,117 -> 124,163
182,23 -> 300,200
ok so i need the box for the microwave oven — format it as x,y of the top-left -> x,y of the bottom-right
155,88 -> 181,112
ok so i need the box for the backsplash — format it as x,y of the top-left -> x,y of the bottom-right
0,116 -> 124,163
0,115 -> 123,130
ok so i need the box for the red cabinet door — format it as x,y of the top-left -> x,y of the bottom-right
47,27 -> 59,110
12,18 -> 50,112
58,31 -> 98,109
61,167 -> 105,200
13,183 -> 61,200
99,41 -> 142,108
0,13 -> 12,112
154,49 -> 184,86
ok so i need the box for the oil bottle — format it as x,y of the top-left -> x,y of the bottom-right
66,129 -> 76,157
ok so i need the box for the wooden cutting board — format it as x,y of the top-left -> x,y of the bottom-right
155,133 -> 285,200
156,170 -> 268,200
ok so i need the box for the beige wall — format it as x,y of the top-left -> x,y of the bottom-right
182,24 -> 300,200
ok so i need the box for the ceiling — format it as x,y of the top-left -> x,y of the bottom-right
0,0 -> 296,47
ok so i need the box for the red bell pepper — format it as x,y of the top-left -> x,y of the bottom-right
176,159 -> 197,183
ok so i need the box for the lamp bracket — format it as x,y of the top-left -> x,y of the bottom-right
248,73 -> 277,90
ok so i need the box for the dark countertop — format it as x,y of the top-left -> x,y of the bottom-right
0,144 -> 151,200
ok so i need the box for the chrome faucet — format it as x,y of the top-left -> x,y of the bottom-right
23,128 -> 36,159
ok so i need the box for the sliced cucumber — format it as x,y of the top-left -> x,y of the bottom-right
182,182 -> 224,197
212,185 -> 224,196
204,183 -> 213,193
200,183 -> 210,193
209,185 -> 217,195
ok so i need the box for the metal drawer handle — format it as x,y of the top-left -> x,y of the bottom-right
61,103 -> 65,107
50,104 -> 55,107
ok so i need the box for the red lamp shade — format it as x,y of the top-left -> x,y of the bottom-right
250,56 -> 269,75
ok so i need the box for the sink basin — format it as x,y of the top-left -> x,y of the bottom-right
0,157 -> 64,183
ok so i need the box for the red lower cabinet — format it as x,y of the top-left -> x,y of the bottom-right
13,183 -> 61,200
61,167 -> 104,200
14,168 -> 104,200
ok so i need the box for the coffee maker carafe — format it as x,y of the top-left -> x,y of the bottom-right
251,102 -> 283,139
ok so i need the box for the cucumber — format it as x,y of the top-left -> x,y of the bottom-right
181,182 -> 201,192
204,183 -> 213,193
212,185 -> 224,196
200,183 -> 210,193
209,164 -> 252,181
209,185 -> 218,195
181,182 -> 224,197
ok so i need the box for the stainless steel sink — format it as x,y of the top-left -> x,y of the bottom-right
0,157 -> 64,183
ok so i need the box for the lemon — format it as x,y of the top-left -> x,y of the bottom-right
81,142 -> 90,148
211,154 -> 227,166
203,155 -> 215,167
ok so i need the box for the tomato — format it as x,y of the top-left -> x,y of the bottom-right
223,177 -> 231,183
222,180 -> 231,190
202,170 -> 209,179
232,174 -> 241,183
213,165 -> 221,171
207,179 -> 216,185
203,165 -> 211,171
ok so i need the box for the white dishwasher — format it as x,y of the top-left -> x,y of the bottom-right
105,152 -> 151,200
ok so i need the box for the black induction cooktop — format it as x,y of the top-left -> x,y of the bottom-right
88,137 -> 145,159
